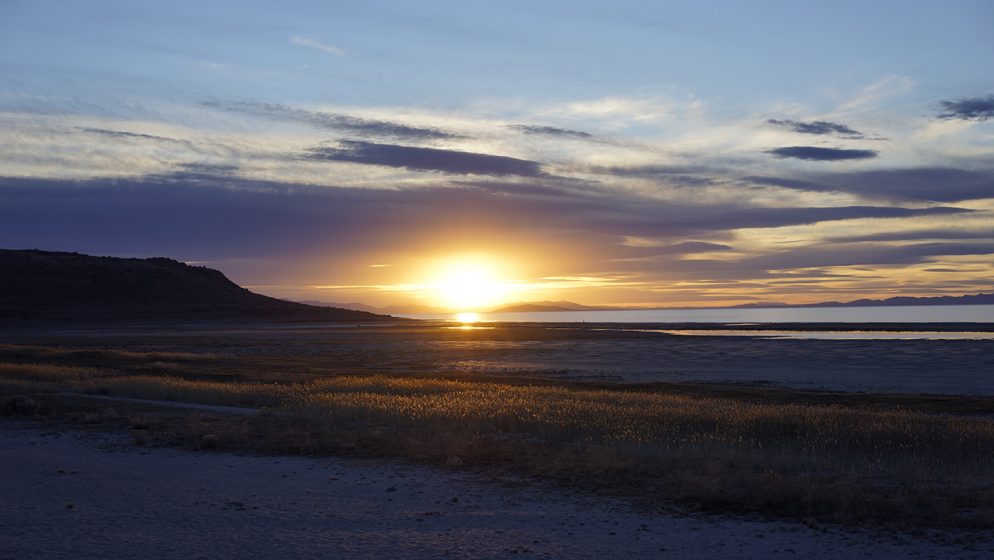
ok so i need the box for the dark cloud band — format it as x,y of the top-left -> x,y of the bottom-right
767,119 -> 865,138
0,173 -> 968,257
937,95 -> 994,121
306,140 -> 546,177
766,146 -> 879,161
748,167 -> 994,202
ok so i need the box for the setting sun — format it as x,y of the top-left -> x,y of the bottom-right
455,312 -> 480,323
430,257 -> 515,311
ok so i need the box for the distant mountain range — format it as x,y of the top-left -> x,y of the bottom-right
313,293 -> 994,315
490,301 -> 607,312
0,250 -> 395,323
302,299 -> 611,314
726,292 -> 994,309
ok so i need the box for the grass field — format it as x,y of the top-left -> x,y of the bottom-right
2,339 -> 994,529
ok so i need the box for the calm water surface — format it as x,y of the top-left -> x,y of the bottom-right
408,304 -> 994,325
656,329 -> 994,340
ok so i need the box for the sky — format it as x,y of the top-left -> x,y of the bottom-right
1,0 -> 993,310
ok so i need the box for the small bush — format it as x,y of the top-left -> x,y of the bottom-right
199,434 -> 220,449
0,395 -> 41,416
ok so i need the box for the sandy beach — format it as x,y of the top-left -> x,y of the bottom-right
1,422 -> 990,560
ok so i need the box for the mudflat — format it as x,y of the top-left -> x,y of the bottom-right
2,322 -> 992,394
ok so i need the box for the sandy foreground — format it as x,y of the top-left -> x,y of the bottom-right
1,423 -> 990,560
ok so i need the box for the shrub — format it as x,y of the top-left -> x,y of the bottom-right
0,395 -> 41,416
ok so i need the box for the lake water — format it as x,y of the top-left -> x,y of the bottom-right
406,304 -> 994,324
648,329 -> 994,340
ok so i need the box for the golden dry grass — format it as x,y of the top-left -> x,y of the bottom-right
5,363 -> 994,470
299,377 -> 994,458
4,351 -> 994,527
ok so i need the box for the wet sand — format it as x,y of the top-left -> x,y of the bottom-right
2,423 -> 990,560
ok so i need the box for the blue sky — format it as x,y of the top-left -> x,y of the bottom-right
3,1 -> 991,107
1,0 -> 992,308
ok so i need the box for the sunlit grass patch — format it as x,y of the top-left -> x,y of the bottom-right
295,376 -> 994,472
3,344 -> 994,527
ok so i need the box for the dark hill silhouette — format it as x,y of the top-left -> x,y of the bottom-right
0,249 -> 394,323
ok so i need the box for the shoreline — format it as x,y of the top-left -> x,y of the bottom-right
3,318 -> 994,332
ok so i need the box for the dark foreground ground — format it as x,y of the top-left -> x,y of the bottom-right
3,422 -> 991,560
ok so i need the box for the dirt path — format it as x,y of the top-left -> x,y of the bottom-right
0,423 -> 989,559
53,392 -> 263,415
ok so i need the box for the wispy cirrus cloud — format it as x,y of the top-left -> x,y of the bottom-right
290,35 -> 345,57
739,242 -> 994,270
548,95 -> 679,126
505,124 -> 593,138
200,100 -> 460,140
827,228 -> 994,243
75,127 -> 192,146
612,241 -> 994,281
836,75 -> 915,112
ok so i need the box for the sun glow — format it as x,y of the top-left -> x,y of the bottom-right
430,257 -> 516,311
455,312 -> 480,323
